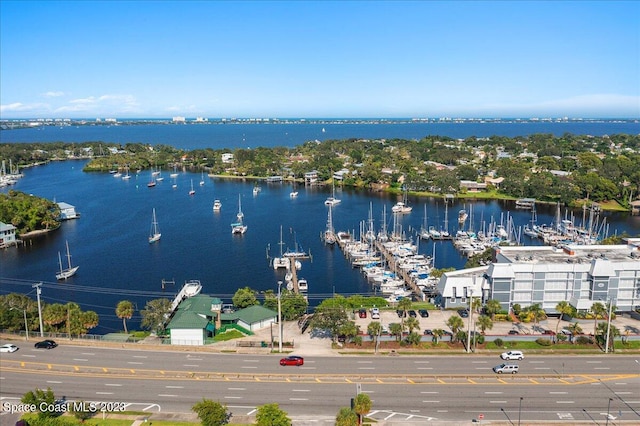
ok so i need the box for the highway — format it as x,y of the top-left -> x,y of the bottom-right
1,346 -> 639,423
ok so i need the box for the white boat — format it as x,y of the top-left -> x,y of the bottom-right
392,187 -> 412,214
148,208 -> 161,243
113,171 -> 122,178
231,194 -> 247,234
273,225 -> 289,269
458,209 -> 468,224
170,164 -> 179,179
298,278 -> 308,292
290,191 -> 298,198
324,203 -> 336,245
213,199 -> 222,212
189,179 -> 195,196
199,171 -> 205,186
56,240 -> 79,280
147,171 -> 156,187
253,185 -> 261,196
324,178 -> 341,206
122,165 -> 131,180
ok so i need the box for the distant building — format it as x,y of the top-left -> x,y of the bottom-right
0,222 -> 17,248
221,153 -> 234,163
459,180 -> 487,192
304,170 -> 318,184
172,116 -> 186,123
57,202 -> 79,220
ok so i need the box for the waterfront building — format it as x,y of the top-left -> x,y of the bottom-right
57,202 -> 79,220
0,221 -> 17,248
437,239 -> 640,313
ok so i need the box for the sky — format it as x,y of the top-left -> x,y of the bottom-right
1,1 -> 638,119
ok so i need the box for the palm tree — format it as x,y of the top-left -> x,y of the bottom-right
528,303 -> 546,328
555,301 -> 573,335
116,300 -> 135,334
397,298 -> 412,328
389,322 -> 404,342
590,302 -> 606,336
484,299 -> 502,320
367,322 -> 382,348
476,315 -> 493,334
431,328 -> 444,344
353,393 -> 372,425
446,315 -> 464,342
405,316 -> 420,334
335,407 -> 358,426
567,322 -> 583,343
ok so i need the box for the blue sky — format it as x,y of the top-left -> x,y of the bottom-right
1,1 -> 638,119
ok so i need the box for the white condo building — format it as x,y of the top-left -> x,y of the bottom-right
436,238 -> 640,313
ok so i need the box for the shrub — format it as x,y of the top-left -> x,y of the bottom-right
575,335 -> 594,345
493,338 -> 504,347
475,335 -> 485,345
353,335 -> 363,346
536,338 -> 553,346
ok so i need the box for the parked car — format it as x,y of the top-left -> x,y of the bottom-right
541,329 -> 556,335
408,310 -> 417,318
418,309 -> 429,318
370,307 -> 380,319
493,363 -> 519,374
500,350 -> 524,360
358,309 -> 367,318
0,344 -> 19,353
380,324 -> 390,334
508,329 -> 520,335
34,340 -> 57,349
396,309 -> 406,318
280,355 -> 304,366
337,334 -> 347,343
457,309 -> 469,318
423,329 -> 433,335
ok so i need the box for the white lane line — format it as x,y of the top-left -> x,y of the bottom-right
417,367 -> 433,370
535,367 -> 551,370
357,361 -> 373,364
414,361 -> 430,364
549,392 -> 568,394
157,394 -> 178,398
422,400 -> 440,403
81,352 -> 95,356
489,401 -> 507,404
586,361 -> 602,364
529,361 -> 544,364
132,355 -> 148,358
485,392 -> 503,395
105,384 -> 122,387
166,386 -> 184,389
96,392 -> 113,395
420,391 -> 439,394
183,364 -> 200,367
358,367 -> 375,370
243,359 -> 260,362
594,367 -> 610,370
73,358 -> 88,362
289,398 -> 308,401
187,357 -> 203,361
614,383 -> 627,385
46,381 -> 62,384
556,401 -> 575,404
292,389 -> 310,392
22,355 -> 36,358
472,361 -> 488,364
224,396 -> 243,399
241,366 -> 258,369
127,362 -> 144,365
437,410 -> 448,413
228,388 -> 246,391
615,392 -> 632,395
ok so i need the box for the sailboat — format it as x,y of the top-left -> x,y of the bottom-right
189,179 -> 195,195
170,164 -> 179,179
324,204 -> 336,245
147,171 -> 156,187
199,171 -> 205,186
392,187 -> 412,213
56,240 -> 79,280
148,208 -> 161,243
122,165 -> 131,180
273,225 -> 289,268
231,194 -> 247,234
324,177 -> 341,206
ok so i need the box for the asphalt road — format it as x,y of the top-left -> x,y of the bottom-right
1,345 -> 639,423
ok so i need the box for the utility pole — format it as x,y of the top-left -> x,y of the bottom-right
605,299 -> 613,354
33,282 -> 44,337
467,287 -> 473,353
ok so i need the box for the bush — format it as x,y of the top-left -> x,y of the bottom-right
353,335 -> 363,346
575,335 -> 594,345
493,338 -> 504,347
536,338 -> 553,346
475,335 -> 485,345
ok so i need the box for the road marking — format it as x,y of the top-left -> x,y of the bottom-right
243,359 -> 259,362
594,367 -> 610,370
614,383 -> 627,385
157,394 -> 178,398
241,366 -> 258,369
81,352 -> 95,355
224,396 -> 243,399
357,361 -> 373,363
292,389 -> 310,392
615,392 -> 632,395
475,367 -> 492,370
96,392 -> 113,395
289,398 -> 308,401
22,354 -> 36,357
73,358 -> 88,362
105,384 -> 122,387
228,388 -> 246,391
46,381 -> 62,384
471,361 -> 488,364
187,357 -> 203,361
529,361 -> 544,364
417,367 -> 433,370
127,362 -> 144,365
165,386 -> 184,389
485,392 -> 503,394
358,367 -> 375,370
132,355 -> 148,358
556,401 -> 575,404
535,367 -> 551,370
489,401 -> 507,404
586,361 -> 602,363
420,391 -> 438,394
414,361 -> 430,364
183,364 -> 199,367
422,400 -> 440,403
437,410 -> 448,413
549,392 -> 568,394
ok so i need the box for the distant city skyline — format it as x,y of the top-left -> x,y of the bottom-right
1,1 -> 638,119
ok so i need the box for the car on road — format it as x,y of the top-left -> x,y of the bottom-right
358,309 -> 367,318
280,356 -> 304,366
418,309 -> 429,318
493,363 -> 519,374
0,344 -> 19,353
457,309 -> 469,318
500,350 -> 524,360
34,339 -> 57,349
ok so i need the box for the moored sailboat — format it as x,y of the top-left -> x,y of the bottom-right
149,208 -> 161,243
231,194 -> 247,234
56,240 -> 79,280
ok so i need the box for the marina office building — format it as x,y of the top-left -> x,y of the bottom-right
437,238 -> 640,313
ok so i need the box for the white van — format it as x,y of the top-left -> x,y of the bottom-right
493,363 -> 519,374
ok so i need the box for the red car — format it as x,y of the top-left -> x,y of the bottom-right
280,356 -> 304,366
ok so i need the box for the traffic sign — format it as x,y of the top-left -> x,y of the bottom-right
478,414 -> 484,420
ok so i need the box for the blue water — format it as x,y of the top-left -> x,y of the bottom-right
1,121 -> 639,333
2,120 -> 639,150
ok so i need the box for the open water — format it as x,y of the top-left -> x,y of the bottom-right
1,121 -> 639,333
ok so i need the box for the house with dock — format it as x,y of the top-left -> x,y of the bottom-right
57,202 -> 79,220
0,221 -> 17,248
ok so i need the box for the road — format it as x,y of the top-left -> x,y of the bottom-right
1,346 -> 639,424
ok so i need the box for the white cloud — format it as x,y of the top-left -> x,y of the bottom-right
476,94 -> 640,117
55,94 -> 141,114
0,102 -> 50,113
41,91 -> 65,98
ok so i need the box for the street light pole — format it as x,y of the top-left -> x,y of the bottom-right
518,397 -> 523,426
466,288 -> 473,353
606,398 -> 613,426
277,280 -> 283,353
33,282 -> 44,337
605,299 -> 613,354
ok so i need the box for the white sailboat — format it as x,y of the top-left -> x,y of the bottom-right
324,178 -> 341,206
170,164 -> 179,179
199,171 -> 205,186
56,240 -> 79,280
148,208 -> 161,243
392,187 -> 412,213
231,194 -> 247,234
189,179 -> 195,195
324,204 -> 336,245
273,225 -> 289,269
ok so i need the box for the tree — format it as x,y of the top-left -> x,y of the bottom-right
264,289 -> 309,320
255,403 -> 291,426
338,320 -> 359,342
555,301 -> 573,335
590,302 -> 607,336
367,321 -> 382,347
476,315 -> 493,334
336,407 -> 358,426
446,316 -> 464,342
397,298 -> 412,328
309,299 -> 350,342
192,399 -> 231,426
567,322 -> 583,343
140,298 -> 172,334
484,299 -> 502,320
71,400 -> 95,422
22,387 -> 57,419
405,331 -> 422,346
405,316 -> 420,334
353,393 -> 372,425
116,300 -> 134,333
232,286 -> 259,309
389,322 -> 404,342
431,328 -> 445,344
596,322 -> 620,352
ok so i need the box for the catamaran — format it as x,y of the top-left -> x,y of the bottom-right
231,194 -> 247,234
